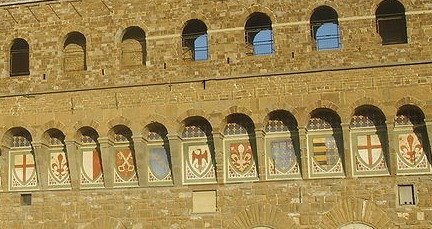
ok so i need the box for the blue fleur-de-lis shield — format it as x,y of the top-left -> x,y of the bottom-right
270,139 -> 296,173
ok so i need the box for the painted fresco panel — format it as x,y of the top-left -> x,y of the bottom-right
396,133 -> 431,174
114,148 -> 138,186
48,150 -> 71,189
183,142 -> 216,184
148,145 -> 172,184
9,150 -> 38,191
265,136 -> 300,180
224,138 -> 258,182
80,148 -> 104,188
352,133 -> 388,176
308,135 -> 344,178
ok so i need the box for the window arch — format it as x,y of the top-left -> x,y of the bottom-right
64,32 -> 87,71
121,26 -> 146,66
182,19 -> 208,61
245,12 -> 273,55
310,6 -> 341,50
10,38 -> 30,76
376,0 -> 407,44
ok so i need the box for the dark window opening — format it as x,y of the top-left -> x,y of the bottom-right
10,38 -> 30,76
245,12 -> 273,55
21,193 -> 32,206
182,19 -> 208,61
310,6 -> 341,50
376,0 -> 407,45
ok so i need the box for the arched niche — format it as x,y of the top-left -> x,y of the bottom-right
306,108 -> 345,178
144,122 -> 172,185
108,125 -> 138,187
43,128 -> 71,189
76,127 -> 104,189
350,105 -> 389,177
180,116 -> 216,184
223,113 -> 258,183
264,110 -> 301,180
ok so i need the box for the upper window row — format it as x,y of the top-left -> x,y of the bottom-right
9,0 -> 408,76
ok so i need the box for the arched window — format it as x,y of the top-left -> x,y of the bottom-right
10,38 -> 30,76
64,32 -> 86,71
121,26 -> 146,66
376,0 -> 407,44
310,6 -> 341,50
182,19 -> 208,61
245,12 -> 273,55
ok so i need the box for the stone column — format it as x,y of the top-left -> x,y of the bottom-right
167,134 -> 182,186
212,131 -> 224,184
0,146 -> 9,191
99,137 -> 114,189
132,135 -> 148,187
341,123 -> 352,178
386,121 -> 397,176
298,127 -> 309,179
32,141 -> 48,190
65,140 -> 80,190
254,129 -> 266,181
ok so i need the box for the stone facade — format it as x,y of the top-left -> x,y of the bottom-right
0,0 -> 431,228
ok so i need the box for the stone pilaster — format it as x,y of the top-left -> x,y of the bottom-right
32,141 -> 48,190
341,123 -> 352,178
425,120 -> 432,159
167,134 -> 182,186
99,137 -> 114,189
254,129 -> 266,181
386,121 -> 397,176
65,140 -> 80,190
212,131 -> 225,184
298,127 -> 309,179
132,135 -> 148,187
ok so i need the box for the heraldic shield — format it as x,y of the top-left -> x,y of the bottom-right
399,133 -> 424,166
230,143 -> 253,175
270,139 -> 296,173
115,149 -> 136,181
149,147 -> 171,180
82,149 -> 103,182
186,145 -> 212,177
50,152 -> 69,184
13,153 -> 36,186
312,136 -> 339,171
356,134 -> 383,168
